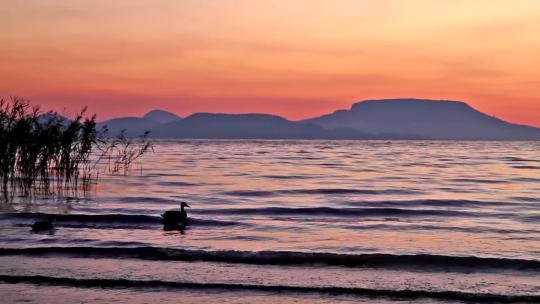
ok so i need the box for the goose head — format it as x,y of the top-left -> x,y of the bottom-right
180,202 -> 191,209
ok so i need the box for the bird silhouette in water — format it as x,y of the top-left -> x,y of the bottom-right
31,216 -> 54,233
162,202 -> 190,231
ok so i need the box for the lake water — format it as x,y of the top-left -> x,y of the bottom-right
1,140 -> 539,303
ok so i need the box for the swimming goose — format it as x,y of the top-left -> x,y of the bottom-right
162,202 -> 190,224
31,217 -> 54,232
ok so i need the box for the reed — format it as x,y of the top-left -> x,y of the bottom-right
0,97 -> 152,200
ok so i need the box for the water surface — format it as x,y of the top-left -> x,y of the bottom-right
1,140 -> 539,303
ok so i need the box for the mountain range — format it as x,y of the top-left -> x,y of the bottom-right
98,99 -> 540,140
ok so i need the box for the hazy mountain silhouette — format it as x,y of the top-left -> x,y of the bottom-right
143,109 -> 181,123
37,112 -> 70,125
150,113 -> 384,139
303,99 -> 540,140
99,109 -> 181,136
98,99 -> 540,140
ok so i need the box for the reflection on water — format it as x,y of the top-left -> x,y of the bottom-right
0,140 -> 539,303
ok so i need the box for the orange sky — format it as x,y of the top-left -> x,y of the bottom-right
1,0 -> 539,126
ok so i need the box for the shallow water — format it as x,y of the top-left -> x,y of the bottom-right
1,140 -> 539,303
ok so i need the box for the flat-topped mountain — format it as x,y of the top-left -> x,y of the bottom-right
303,99 -> 540,140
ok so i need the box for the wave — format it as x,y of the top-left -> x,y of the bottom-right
503,156 -> 537,163
2,206 -> 501,226
1,246 -> 538,271
341,223 -> 540,235
513,165 -> 540,169
192,207 -> 501,218
260,175 -> 317,179
342,199 -> 514,208
112,196 -> 180,204
450,178 -> 506,184
0,212 -> 245,228
156,181 -> 197,187
511,196 -> 540,202
520,214 -> 540,223
223,188 -> 422,197
1,212 -> 159,223
0,275 -> 537,303
512,177 -> 540,183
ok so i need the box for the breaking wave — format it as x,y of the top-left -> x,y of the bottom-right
0,275 -> 537,303
1,246 -> 538,271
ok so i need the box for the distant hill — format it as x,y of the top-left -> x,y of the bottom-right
97,100 -> 540,140
303,99 -> 540,140
151,113 -> 382,139
98,109 -> 181,136
37,112 -> 70,125
143,109 -> 181,123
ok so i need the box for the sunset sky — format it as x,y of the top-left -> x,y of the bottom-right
1,0 -> 539,126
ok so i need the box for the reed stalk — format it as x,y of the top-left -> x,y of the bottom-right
0,97 -> 152,200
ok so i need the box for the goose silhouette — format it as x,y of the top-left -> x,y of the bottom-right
31,216 -> 54,232
162,202 -> 190,230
